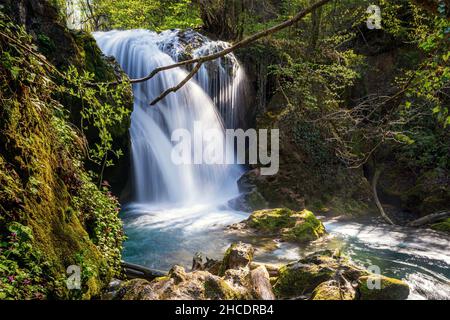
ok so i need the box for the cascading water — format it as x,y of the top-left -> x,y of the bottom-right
94,29 -> 249,269
94,29 -> 245,205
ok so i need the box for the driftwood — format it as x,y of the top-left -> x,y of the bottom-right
372,168 -> 395,225
250,262 -> 280,277
250,266 -> 275,300
122,261 -> 166,281
407,211 -> 450,227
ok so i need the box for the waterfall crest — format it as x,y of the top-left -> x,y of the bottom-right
94,29 -> 247,205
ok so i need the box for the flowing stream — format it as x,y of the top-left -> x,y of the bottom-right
94,29 -> 449,300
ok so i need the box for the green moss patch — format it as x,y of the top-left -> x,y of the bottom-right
246,208 -> 326,243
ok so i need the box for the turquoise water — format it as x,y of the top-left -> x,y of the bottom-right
122,207 -> 450,300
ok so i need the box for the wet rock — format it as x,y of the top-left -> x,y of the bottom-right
431,218 -> 450,234
358,275 -> 410,300
220,242 -> 254,273
228,189 -> 268,212
273,250 -> 409,300
229,208 -> 326,244
115,279 -> 158,300
311,280 -> 356,300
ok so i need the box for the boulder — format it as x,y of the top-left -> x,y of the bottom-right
431,218 -> 450,234
358,275 -> 410,300
228,189 -> 268,212
220,242 -> 254,273
273,250 -> 410,300
230,208 -> 326,244
311,280 -> 356,300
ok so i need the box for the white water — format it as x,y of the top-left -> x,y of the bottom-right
94,29 -> 246,205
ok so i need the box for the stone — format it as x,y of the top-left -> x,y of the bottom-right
311,280 -> 356,300
220,242 -> 254,273
358,275 -> 410,300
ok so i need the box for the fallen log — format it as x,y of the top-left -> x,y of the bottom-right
251,266 -> 275,300
122,261 -> 166,281
250,262 -> 280,277
407,211 -> 450,227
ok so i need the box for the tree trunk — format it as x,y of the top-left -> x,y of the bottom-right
372,168 -> 395,225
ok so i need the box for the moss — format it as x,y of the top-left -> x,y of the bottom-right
273,261 -> 334,298
247,208 -> 297,233
246,208 -> 326,243
204,277 -> 241,300
281,210 -> 326,243
219,243 -> 254,275
358,275 -> 410,300
0,16 -> 124,299
311,281 -> 355,300
430,218 -> 450,233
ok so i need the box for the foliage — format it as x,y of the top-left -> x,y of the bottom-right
0,11 -> 124,299
60,0 -> 202,31
0,223 -> 47,300
63,67 -> 130,180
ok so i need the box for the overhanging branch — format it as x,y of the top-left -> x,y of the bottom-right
118,0 -> 333,105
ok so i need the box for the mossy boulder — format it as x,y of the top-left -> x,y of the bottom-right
241,208 -> 326,243
273,251 -> 409,300
311,281 -> 356,300
115,279 -> 155,300
358,275 -> 410,300
430,218 -> 450,234
220,242 -> 254,274
273,255 -> 337,298
116,265 -> 249,300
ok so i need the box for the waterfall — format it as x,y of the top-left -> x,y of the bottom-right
94,29 -> 247,205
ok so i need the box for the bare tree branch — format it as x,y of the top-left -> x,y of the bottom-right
150,62 -> 203,105
112,0 -> 333,105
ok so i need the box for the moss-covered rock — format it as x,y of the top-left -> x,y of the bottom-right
228,189 -> 268,212
430,218 -> 450,234
273,251 -> 409,300
116,267 -> 248,300
273,250 -> 364,299
281,210 -> 326,243
237,208 -> 326,244
358,275 -> 410,300
220,242 -> 254,275
311,281 -> 355,300
115,279 -> 156,300
204,276 -> 243,300
273,257 -> 336,298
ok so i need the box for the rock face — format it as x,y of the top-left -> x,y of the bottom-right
273,250 -> 410,300
229,208 -> 326,244
1,0 -> 133,197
